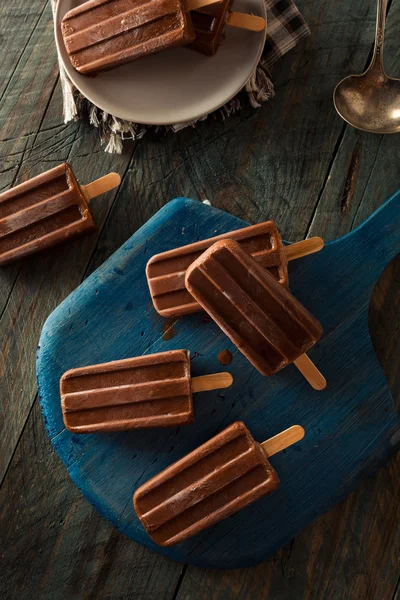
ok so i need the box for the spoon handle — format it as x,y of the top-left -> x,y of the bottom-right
371,0 -> 388,72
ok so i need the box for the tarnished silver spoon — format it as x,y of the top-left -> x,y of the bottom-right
333,0 -> 400,134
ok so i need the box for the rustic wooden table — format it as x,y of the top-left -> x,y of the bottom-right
1,0 -> 399,598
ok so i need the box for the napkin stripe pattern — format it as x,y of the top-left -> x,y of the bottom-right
263,0 -> 310,67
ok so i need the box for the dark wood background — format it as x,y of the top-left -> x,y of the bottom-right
1,0 -> 399,598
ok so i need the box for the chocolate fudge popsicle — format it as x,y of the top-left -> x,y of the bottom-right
0,164 -> 120,266
190,0 -> 232,55
146,222 -> 324,318
62,0 -> 197,75
185,240 -> 325,389
60,350 -> 233,433
190,0 -> 265,56
134,421 -> 304,546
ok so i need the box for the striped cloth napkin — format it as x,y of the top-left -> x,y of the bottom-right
52,0 -> 309,153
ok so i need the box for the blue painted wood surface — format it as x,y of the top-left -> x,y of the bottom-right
36,192 -> 400,569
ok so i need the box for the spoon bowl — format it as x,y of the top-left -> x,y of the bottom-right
333,0 -> 400,134
334,69 -> 400,134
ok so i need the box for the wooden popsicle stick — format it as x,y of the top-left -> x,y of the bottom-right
284,237 -> 324,261
80,173 -> 121,202
261,425 -> 305,457
294,354 -> 326,390
226,12 -> 266,32
186,0 -> 222,11
192,372 -> 233,392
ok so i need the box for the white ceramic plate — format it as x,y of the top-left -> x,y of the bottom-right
55,0 -> 267,125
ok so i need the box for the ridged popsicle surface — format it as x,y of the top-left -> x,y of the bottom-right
0,163 -> 94,266
185,239 -> 322,376
62,0 -> 196,75
60,349 -> 193,433
134,421 -> 279,546
189,0 -> 232,56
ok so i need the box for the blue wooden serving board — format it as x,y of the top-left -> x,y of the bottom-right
37,192 -> 400,569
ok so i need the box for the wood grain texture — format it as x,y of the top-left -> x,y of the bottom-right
0,0 -> 49,101
0,402 -> 183,600
0,0 -> 399,596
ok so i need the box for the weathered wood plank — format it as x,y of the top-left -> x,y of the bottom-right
0,2 -> 59,192
0,402 -> 183,600
0,0 -> 60,336
394,578 -> 400,600
308,2 -> 400,240
0,0 -> 49,100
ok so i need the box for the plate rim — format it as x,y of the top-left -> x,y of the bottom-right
54,0 -> 267,126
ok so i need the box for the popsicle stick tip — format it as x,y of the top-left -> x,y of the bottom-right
192,372 -> 233,393
311,373 -> 327,390
291,425 -> 305,441
223,372 -> 233,387
285,237 -> 325,261
294,354 -> 326,390
261,425 -> 305,457
81,172 -> 121,201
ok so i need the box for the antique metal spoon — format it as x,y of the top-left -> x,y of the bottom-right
333,0 -> 400,134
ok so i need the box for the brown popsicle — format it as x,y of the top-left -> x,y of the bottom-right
62,0 -> 195,75
0,164 -> 120,266
185,240 -> 325,389
190,0 -> 265,56
60,349 -> 233,433
146,221 -> 324,318
134,421 -> 305,546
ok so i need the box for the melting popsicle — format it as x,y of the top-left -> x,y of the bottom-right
190,0 -> 266,56
134,420 -> 305,546
185,240 -> 325,389
0,163 -> 120,266
60,349 -> 233,433
146,221 -> 324,317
